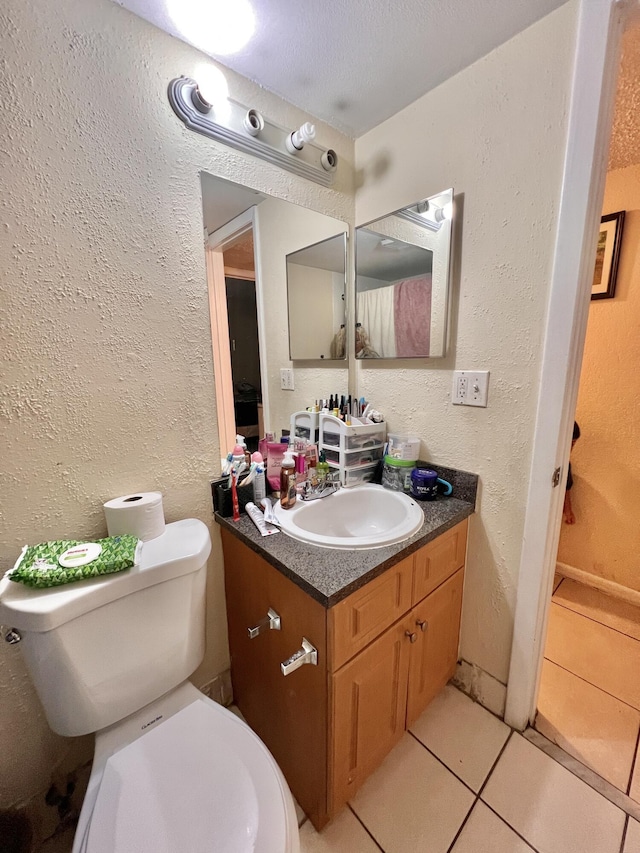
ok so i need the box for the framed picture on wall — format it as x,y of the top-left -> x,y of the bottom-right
592,210 -> 625,300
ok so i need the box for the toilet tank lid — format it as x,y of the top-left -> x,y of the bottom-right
0,519 -> 212,633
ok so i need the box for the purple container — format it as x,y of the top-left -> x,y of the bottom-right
411,468 -> 438,501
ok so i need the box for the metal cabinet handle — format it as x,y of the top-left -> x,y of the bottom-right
248,608 -> 281,639
416,619 -> 428,632
281,638 -> 318,675
405,630 -> 418,644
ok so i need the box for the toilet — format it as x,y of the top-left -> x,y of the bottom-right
0,518 -> 299,852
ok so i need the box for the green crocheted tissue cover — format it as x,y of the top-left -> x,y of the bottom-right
9,535 -> 140,588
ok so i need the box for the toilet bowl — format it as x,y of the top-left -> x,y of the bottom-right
0,519 -> 300,852
74,682 -> 299,853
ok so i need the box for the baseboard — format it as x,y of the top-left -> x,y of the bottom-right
556,562 -> 640,607
452,659 -> 507,719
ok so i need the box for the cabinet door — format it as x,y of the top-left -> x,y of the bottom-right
406,568 -> 464,728
222,530 -> 329,829
329,617 -> 412,813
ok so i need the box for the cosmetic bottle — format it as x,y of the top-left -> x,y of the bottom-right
316,450 -> 330,488
295,453 -> 307,493
253,465 -> 266,503
280,451 -> 297,509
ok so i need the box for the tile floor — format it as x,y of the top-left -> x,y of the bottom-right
537,575 -> 640,800
40,667 -> 640,852
300,683 -> 634,852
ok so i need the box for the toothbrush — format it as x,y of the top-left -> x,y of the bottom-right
221,453 -> 233,476
231,473 -> 240,521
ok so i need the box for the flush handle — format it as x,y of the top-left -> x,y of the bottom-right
416,619 -> 428,632
248,608 -> 281,639
281,638 -> 318,675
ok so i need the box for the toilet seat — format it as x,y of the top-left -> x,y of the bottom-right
82,698 -> 297,853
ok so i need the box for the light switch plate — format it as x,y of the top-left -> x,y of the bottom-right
452,370 -> 489,407
280,368 -> 295,391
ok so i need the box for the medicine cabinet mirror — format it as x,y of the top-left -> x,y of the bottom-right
355,188 -> 453,358
286,233 -> 347,360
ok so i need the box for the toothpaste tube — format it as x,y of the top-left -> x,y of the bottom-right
245,502 -> 279,537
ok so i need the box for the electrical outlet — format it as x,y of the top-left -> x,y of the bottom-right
453,373 -> 468,404
452,370 -> 490,407
280,368 -> 295,391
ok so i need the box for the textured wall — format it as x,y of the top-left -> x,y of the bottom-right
355,1 -> 578,685
0,0 -> 353,808
558,166 -> 640,588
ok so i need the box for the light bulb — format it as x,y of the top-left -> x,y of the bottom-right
192,64 -> 231,123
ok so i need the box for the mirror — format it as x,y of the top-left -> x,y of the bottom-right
286,234 -> 347,360
200,172 -> 349,450
355,188 -> 453,358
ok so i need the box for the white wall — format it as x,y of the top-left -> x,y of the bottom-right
355,1 -> 579,685
0,0 -> 353,810
255,197 -> 349,433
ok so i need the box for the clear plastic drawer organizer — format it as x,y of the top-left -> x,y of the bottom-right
319,414 -> 386,487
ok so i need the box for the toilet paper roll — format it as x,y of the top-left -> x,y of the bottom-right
104,492 -> 165,542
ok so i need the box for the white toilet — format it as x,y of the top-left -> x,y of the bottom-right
0,518 -> 300,852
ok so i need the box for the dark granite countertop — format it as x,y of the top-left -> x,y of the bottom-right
214,464 -> 477,607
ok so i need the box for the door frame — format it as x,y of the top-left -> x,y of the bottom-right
206,207 -> 264,455
504,0 -> 633,729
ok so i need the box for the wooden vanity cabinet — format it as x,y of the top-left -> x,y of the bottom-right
221,517 -> 468,831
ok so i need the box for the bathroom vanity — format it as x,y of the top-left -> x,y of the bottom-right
216,483 -> 474,830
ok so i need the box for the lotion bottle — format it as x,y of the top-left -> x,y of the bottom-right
280,451 -> 297,510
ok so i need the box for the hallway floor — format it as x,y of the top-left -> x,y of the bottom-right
40,679 -> 640,852
537,575 -> 640,804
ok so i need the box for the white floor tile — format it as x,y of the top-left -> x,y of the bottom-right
482,733 -> 626,853
294,798 -> 307,827
625,818 -> 640,853
545,603 -> 640,709
553,580 -> 640,642
537,659 -> 640,790
350,733 -> 474,853
410,684 -> 510,791
299,808 -> 380,852
451,801 -> 533,853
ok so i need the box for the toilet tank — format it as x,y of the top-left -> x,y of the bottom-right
0,519 -> 212,737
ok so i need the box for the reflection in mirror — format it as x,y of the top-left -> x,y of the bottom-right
355,188 -> 453,358
200,172 -> 349,454
286,234 -> 347,360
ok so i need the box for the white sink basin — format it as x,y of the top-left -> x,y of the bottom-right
272,484 -> 424,549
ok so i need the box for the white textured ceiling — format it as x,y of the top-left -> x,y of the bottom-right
113,0 -> 567,137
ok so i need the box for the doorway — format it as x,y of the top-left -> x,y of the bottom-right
527,13 -> 640,803
224,230 -> 263,452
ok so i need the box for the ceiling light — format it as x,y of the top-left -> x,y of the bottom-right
168,0 -> 255,56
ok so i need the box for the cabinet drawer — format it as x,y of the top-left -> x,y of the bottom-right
412,519 -> 468,605
329,556 -> 414,671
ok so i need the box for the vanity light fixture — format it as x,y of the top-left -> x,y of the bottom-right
399,199 -> 449,232
168,76 -> 338,186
